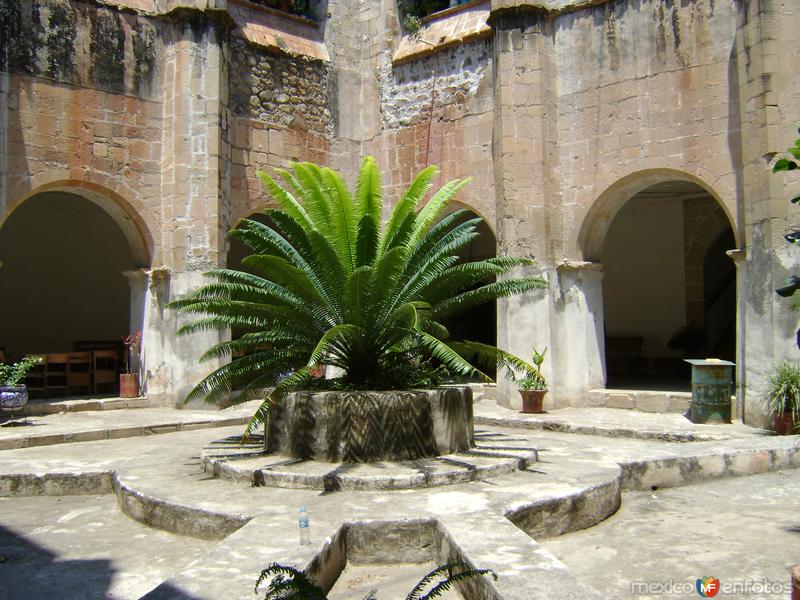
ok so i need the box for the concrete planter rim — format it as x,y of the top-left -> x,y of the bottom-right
268,386 -> 475,462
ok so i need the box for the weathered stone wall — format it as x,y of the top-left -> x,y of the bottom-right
379,39 -> 492,129
368,35 -> 496,226
556,0 -> 740,260
2,0 -> 162,99
229,37 -> 332,135
2,0 -> 799,419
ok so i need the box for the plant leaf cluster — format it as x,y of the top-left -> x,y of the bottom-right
169,157 -> 546,436
765,361 -> 800,420
255,561 -> 497,600
0,356 -> 42,387
513,346 -> 548,390
773,130 -> 800,314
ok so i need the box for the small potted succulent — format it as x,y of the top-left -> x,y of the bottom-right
121,332 -> 142,398
0,355 -> 42,417
514,347 -> 548,414
765,361 -> 800,435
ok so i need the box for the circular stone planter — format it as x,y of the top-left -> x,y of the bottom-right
266,387 -> 474,462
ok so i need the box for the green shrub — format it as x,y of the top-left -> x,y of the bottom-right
170,158 -> 545,435
0,356 -> 42,387
514,347 -> 547,391
765,361 -> 800,419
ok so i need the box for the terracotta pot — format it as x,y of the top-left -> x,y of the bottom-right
120,373 -> 140,398
519,389 -> 546,414
774,411 -> 798,435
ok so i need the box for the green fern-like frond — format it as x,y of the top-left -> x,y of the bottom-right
171,158 -> 546,434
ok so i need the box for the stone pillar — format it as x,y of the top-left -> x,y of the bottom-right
152,14 -> 230,407
122,270 -> 148,335
552,261 -> 605,405
122,269 -> 148,384
491,4 -> 562,409
141,268 -> 225,408
733,0 -> 800,427
324,0 -> 389,180
726,248 -> 746,421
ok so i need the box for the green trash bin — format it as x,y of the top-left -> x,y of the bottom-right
684,359 -> 735,424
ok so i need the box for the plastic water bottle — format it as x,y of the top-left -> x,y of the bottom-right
298,506 -> 310,545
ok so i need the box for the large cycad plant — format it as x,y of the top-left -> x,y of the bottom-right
170,158 -> 545,434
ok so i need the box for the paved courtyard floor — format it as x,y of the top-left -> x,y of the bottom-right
0,397 -> 797,599
543,469 -> 800,600
0,495 -> 215,599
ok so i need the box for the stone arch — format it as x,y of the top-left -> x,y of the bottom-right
4,178 -> 155,267
581,169 -> 738,389
437,199 -> 498,371
578,168 -> 738,262
0,182 -> 154,372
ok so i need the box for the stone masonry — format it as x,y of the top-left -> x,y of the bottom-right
1,0 -> 799,426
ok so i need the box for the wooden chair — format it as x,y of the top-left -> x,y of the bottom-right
67,351 -> 92,396
24,354 -> 47,399
45,353 -> 70,398
93,350 -> 119,395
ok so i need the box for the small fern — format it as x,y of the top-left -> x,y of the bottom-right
256,561 -> 497,600
405,562 -> 498,600
256,563 -> 326,600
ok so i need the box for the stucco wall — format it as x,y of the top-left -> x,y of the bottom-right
556,0 -> 740,260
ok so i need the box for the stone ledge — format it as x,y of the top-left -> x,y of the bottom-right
113,474 -> 250,540
228,0 -> 329,61
0,416 -> 249,450
27,396 -> 152,416
587,389 -> 694,414
474,414 -> 722,442
202,429 -> 537,491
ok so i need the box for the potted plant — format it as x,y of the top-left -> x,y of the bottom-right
765,361 -> 800,435
0,355 -> 42,418
514,347 -> 548,414
121,332 -> 142,398
170,157 -> 546,460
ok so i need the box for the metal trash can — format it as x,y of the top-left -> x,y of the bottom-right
684,359 -> 735,424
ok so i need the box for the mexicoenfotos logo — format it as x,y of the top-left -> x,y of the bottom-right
696,577 -> 720,597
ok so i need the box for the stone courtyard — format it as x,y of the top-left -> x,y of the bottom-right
1,389 -> 798,599
3,0 -> 800,597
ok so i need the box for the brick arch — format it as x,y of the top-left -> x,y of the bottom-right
577,168 -> 738,262
3,177 -> 156,267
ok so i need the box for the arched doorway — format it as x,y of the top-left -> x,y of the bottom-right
599,181 -> 736,390
439,207 -> 497,379
0,191 -> 147,394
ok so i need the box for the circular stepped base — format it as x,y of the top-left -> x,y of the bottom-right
201,429 -> 538,492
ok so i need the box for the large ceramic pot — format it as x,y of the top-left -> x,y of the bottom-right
519,389 -> 546,414
0,385 -> 29,412
774,411 -> 798,435
266,387 -> 474,462
120,373 -> 140,398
